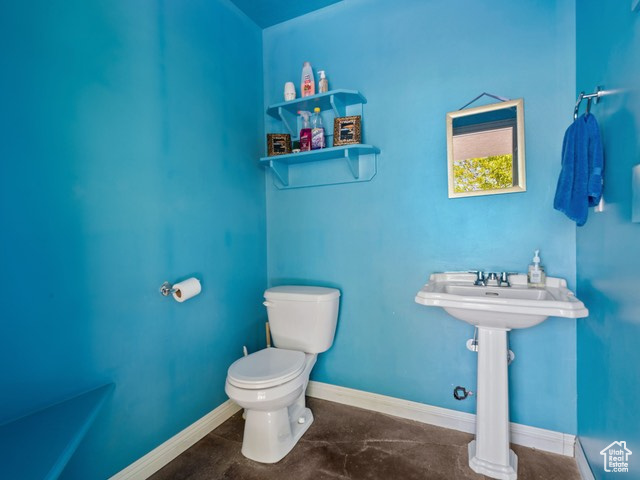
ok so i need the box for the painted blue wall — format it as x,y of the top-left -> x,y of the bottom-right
263,0 -> 579,433
0,1 -> 266,478
576,1 -> 640,477
7,1 -> 636,477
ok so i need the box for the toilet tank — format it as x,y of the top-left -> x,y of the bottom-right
264,286 -> 340,354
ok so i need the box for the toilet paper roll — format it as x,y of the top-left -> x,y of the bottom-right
172,277 -> 201,303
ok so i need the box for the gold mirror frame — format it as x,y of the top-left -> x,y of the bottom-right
446,99 -> 526,198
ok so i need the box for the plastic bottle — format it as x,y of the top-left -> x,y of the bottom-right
318,70 -> 328,93
311,107 -> 326,150
301,62 -> 315,97
527,249 -> 546,287
284,82 -> 296,101
298,111 -> 312,151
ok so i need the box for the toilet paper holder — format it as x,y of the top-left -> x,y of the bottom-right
159,277 -> 202,302
159,281 -> 177,297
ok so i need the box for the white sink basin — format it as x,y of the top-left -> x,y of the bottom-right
415,272 -> 588,329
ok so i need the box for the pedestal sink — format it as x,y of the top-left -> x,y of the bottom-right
415,272 -> 588,480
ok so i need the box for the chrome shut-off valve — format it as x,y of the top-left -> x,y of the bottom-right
453,386 -> 474,400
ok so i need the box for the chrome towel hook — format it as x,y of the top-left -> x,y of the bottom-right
574,86 -> 604,120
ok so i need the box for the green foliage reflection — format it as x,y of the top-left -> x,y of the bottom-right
453,154 -> 513,192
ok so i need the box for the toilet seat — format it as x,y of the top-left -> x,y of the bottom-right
227,348 -> 306,390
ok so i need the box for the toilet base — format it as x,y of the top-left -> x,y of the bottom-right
241,402 -> 314,463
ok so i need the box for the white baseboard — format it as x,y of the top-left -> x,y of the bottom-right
575,437 -> 595,480
306,381 -> 575,457
110,400 -> 241,480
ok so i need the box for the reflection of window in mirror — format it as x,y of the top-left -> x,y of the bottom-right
446,99 -> 526,198
452,119 -> 516,193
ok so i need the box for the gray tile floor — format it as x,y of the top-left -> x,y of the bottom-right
150,397 -> 581,479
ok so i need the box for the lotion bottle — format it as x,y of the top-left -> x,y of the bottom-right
301,62 -> 315,97
527,249 -> 546,287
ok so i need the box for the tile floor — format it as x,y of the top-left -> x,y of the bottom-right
150,397 -> 581,480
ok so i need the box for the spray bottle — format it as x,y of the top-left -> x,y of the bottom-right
298,111 -> 312,151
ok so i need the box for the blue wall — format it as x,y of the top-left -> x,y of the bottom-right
576,1 -> 640,477
0,1 -> 266,478
5,0 -> 637,477
263,0 -> 579,433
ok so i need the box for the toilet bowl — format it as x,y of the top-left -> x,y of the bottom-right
224,285 -> 340,463
225,348 -> 316,463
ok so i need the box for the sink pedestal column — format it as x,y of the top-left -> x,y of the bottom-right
468,327 -> 517,480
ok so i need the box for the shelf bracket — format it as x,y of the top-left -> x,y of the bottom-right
344,148 -> 360,179
277,107 -> 298,139
269,160 -> 289,186
329,94 -> 345,118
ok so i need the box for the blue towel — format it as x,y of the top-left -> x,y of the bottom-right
554,113 -> 604,226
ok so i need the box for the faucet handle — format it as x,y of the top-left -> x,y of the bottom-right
499,271 -> 516,287
469,270 -> 486,286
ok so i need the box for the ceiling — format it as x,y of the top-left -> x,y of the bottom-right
230,0 -> 343,28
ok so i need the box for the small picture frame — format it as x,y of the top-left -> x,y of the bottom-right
333,116 -> 362,146
267,133 -> 291,156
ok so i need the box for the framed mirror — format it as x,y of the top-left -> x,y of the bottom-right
446,98 -> 526,198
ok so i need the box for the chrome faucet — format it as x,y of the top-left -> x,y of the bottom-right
470,271 -> 513,287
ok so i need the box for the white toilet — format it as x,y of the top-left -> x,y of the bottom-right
225,285 -> 340,463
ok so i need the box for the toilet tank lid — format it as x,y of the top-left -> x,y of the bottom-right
264,285 -> 340,302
